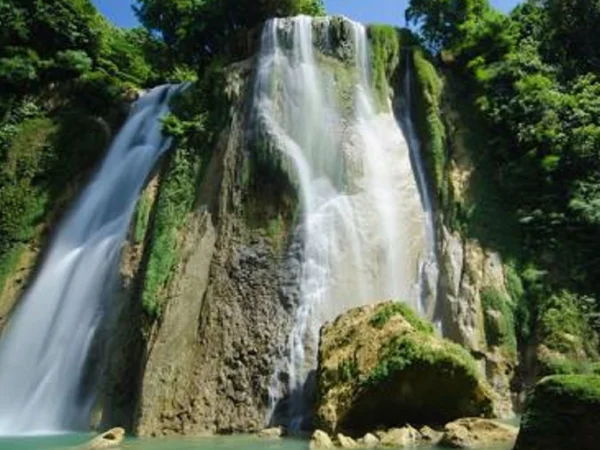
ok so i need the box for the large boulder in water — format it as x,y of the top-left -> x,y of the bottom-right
514,375 -> 600,450
315,302 -> 496,435
79,428 -> 125,449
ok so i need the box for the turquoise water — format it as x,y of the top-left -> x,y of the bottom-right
0,434 -> 514,450
0,435 -> 308,450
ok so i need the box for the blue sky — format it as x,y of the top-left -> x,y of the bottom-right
92,0 -> 522,29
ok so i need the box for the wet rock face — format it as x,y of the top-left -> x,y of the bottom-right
98,60 -> 299,436
438,226 -> 516,418
315,302 -> 496,436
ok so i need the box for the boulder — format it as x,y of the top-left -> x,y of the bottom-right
258,426 -> 283,438
337,433 -> 359,448
310,429 -> 335,450
440,418 -> 517,448
79,428 -> 125,450
360,433 -> 380,448
514,375 -> 600,450
377,426 -> 420,447
419,425 -> 443,445
315,301 -> 496,434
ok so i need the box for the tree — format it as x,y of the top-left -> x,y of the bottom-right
544,0 -> 600,75
134,0 -> 325,67
406,0 -> 490,50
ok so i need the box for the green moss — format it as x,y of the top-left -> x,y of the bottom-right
505,263 -> 531,344
515,375 -> 600,450
369,302 -> 434,334
481,287 -> 517,355
134,189 -> 154,245
337,358 -> 359,383
0,245 -> 25,295
410,49 -> 447,202
140,145 -> 200,318
367,25 -> 401,111
139,67 -> 228,318
539,355 -> 600,377
364,333 -> 480,388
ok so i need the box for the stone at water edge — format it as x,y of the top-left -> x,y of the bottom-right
310,429 -> 335,449
79,428 -> 125,450
258,426 -> 283,438
337,433 -> 359,448
376,426 -> 420,447
419,425 -> 443,445
360,433 -> 380,448
439,418 -> 518,449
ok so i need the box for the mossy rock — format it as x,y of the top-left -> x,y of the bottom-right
315,301 -> 496,436
514,375 -> 600,450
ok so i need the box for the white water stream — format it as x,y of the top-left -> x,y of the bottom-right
0,85 -> 179,435
254,17 -> 438,426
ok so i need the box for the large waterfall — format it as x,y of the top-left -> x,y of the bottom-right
254,16 -> 437,427
0,85 -> 178,435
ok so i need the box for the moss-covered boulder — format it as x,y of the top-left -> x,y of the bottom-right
315,301 -> 496,435
514,375 -> 600,450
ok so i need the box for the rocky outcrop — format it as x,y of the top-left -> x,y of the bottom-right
440,418 -> 517,448
258,427 -> 283,438
337,433 -> 359,448
439,227 -> 516,417
78,428 -> 125,450
514,375 -> 600,450
96,60 -> 300,436
308,419 -> 515,449
132,60 -> 298,436
315,301 -> 496,435
360,433 -> 380,448
376,426 -> 420,447
311,429 -> 336,449
0,245 -> 38,334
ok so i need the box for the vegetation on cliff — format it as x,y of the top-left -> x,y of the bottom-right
0,0 -> 174,294
132,0 -> 324,319
407,0 -> 600,374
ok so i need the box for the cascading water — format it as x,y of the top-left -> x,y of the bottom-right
254,16 -> 438,427
0,85 -> 179,435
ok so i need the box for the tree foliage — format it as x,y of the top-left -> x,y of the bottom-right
408,0 -> 600,343
134,0 -> 325,67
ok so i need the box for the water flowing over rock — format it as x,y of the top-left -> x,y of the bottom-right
253,15 -> 436,428
0,85 -> 179,435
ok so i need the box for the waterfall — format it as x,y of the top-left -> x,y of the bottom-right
254,16 -> 437,428
0,85 -> 179,435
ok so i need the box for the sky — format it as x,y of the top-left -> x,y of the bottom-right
92,0 -> 522,29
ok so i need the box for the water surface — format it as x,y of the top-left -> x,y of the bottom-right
0,434 -> 515,450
